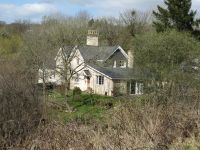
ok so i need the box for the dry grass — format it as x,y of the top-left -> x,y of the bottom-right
0,62 -> 43,149
12,90 -> 200,150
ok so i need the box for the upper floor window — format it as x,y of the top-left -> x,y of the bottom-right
75,74 -> 80,82
119,60 -> 126,68
113,61 -> 117,68
96,75 -> 104,85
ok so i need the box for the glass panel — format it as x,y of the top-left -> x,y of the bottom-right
130,81 -> 135,94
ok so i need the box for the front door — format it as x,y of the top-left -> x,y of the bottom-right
87,77 -> 90,90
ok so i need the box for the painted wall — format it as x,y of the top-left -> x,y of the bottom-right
70,66 -> 114,96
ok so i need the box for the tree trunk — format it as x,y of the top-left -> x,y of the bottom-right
42,73 -> 47,119
64,79 -> 71,112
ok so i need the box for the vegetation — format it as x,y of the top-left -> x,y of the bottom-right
48,90 -> 116,123
153,0 -> 200,33
0,0 -> 200,149
11,90 -> 200,150
0,61 -> 43,149
134,30 -> 200,81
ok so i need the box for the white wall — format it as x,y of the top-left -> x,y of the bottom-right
39,47 -> 115,96
69,66 -> 114,96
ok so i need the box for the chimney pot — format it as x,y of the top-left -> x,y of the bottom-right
87,30 -> 99,46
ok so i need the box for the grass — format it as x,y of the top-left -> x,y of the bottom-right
47,90 -> 117,123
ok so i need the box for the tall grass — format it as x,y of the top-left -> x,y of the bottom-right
13,86 -> 200,150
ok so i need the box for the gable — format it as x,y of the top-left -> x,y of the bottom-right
104,46 -> 128,61
108,49 -> 127,61
55,46 -> 75,61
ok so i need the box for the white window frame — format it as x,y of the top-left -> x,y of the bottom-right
130,81 -> 143,95
96,75 -> 104,85
119,60 -> 126,68
113,60 -> 117,68
135,82 -> 144,95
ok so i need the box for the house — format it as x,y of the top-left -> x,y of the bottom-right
38,30 -> 145,96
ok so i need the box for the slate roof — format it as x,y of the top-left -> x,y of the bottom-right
78,46 -> 119,61
89,65 -> 151,80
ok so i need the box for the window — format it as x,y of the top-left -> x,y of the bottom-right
119,60 -> 126,68
96,75 -> 104,85
113,61 -> 117,68
75,74 -> 79,82
130,81 -> 143,95
136,82 -> 144,95
76,58 -> 80,65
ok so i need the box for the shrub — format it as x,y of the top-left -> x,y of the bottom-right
0,62 -> 43,149
73,87 -> 82,96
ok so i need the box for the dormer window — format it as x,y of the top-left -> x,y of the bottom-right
119,60 -> 126,68
113,61 -> 117,68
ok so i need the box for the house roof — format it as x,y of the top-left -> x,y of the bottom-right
89,65 -> 150,80
77,46 -> 119,61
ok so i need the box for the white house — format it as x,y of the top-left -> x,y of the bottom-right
38,30 -> 145,96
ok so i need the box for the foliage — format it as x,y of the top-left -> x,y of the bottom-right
0,62 -> 43,149
48,91 -> 115,123
12,89 -> 200,150
153,0 -> 200,33
72,87 -> 82,96
134,30 -> 200,80
120,9 -> 152,37
0,34 -> 22,57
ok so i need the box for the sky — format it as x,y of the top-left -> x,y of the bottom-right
0,0 -> 200,23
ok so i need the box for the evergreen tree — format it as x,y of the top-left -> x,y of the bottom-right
153,0 -> 200,32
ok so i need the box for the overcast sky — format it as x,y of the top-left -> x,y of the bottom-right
0,0 -> 200,23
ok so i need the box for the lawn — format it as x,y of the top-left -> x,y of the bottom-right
47,90 -> 118,124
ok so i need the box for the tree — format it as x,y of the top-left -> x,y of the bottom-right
22,25 -> 57,117
0,60 -> 43,148
120,9 -> 153,37
22,12 -> 90,112
89,17 -> 132,49
134,30 -> 200,81
153,0 -> 200,32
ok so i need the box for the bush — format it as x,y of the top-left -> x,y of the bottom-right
73,87 -> 82,96
0,62 -> 43,149
12,93 -> 200,150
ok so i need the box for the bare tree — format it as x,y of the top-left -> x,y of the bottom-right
0,60 -> 43,149
54,46 -> 89,111
22,25 -> 57,117
120,9 -> 153,36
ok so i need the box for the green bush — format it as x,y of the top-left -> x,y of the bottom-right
73,87 -> 82,96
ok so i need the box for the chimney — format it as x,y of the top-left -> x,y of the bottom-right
128,50 -> 134,68
86,30 -> 99,46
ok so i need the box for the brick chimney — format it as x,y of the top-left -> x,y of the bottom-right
86,30 -> 99,46
128,50 -> 134,68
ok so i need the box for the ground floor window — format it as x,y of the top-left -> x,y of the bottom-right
96,75 -> 104,85
130,81 -> 143,95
